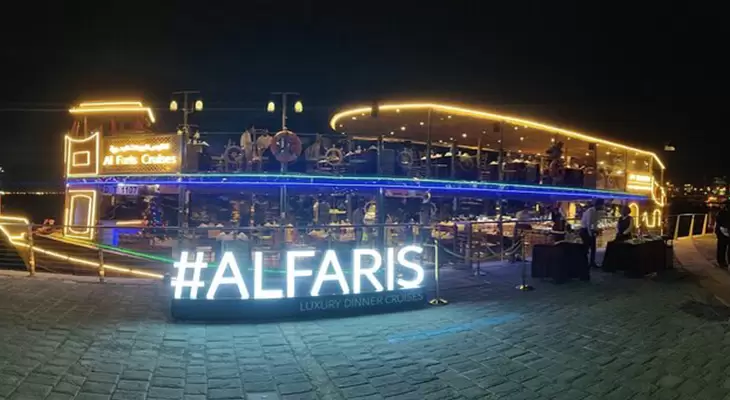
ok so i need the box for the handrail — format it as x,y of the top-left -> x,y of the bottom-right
668,213 -> 713,240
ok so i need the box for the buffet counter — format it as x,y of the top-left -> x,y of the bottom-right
602,238 -> 671,277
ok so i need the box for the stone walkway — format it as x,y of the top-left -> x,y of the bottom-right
674,236 -> 730,305
2,257 -> 730,400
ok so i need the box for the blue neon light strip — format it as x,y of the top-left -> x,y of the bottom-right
66,173 -> 647,201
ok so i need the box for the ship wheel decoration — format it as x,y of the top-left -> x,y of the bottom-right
224,145 -> 244,163
398,149 -> 414,169
270,130 -> 303,163
324,147 -> 344,165
223,145 -> 245,171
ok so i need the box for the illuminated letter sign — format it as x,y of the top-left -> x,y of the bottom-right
171,247 -> 425,300
353,249 -> 384,294
311,250 -> 350,296
206,252 -> 250,299
286,250 -> 315,298
101,135 -> 180,174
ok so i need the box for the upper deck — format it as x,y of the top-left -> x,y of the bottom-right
63,100 -> 662,203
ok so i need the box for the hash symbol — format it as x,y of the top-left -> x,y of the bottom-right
172,251 -> 207,299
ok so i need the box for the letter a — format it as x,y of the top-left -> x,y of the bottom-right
206,251 -> 250,299
311,250 -> 350,296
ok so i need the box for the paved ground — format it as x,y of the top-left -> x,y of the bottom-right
2,255 -> 730,400
694,236 -> 726,268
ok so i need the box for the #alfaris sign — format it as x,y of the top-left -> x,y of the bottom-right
101,134 -> 181,175
170,246 -> 428,320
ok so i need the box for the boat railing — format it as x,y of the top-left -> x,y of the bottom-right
0,215 -> 686,281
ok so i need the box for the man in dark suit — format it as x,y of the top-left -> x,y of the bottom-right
716,200 -> 730,269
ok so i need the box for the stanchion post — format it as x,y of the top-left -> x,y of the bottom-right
98,247 -> 105,283
27,224 -> 35,276
689,215 -> 696,239
673,215 -> 681,240
429,238 -> 448,305
466,222 -> 472,266
701,214 -> 708,236
516,232 -> 534,291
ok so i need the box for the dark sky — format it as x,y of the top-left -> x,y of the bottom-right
2,1 -> 723,189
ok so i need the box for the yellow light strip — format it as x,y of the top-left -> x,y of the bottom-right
629,203 -> 640,219
628,173 -> 652,183
0,220 -> 163,280
10,241 -> 163,279
78,101 -> 143,108
652,181 -> 666,207
628,203 -> 662,229
67,194 -> 93,235
65,132 -> 100,177
72,151 -> 90,167
0,224 -> 26,241
70,104 -> 156,124
642,209 -> 662,228
115,219 -> 145,226
64,190 -> 97,240
0,215 -> 30,224
330,103 -> 666,169
109,143 -> 171,154
0,214 -> 31,241
626,184 -> 653,192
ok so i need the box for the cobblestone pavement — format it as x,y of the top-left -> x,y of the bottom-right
2,265 -> 730,400
694,236 -> 725,268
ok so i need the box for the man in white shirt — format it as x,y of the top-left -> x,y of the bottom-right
580,199 -> 605,268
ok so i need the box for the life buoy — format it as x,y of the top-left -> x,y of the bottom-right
270,130 -> 302,163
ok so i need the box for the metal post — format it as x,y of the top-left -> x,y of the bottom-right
377,135 -> 383,175
466,221 -> 472,267
623,149 -> 629,192
451,141 -> 457,213
27,224 -> 35,276
498,196 -> 504,261
429,239 -> 447,305
689,214 -> 696,238
281,93 -> 288,131
425,108 -> 432,178
516,231 -> 534,291
376,187 -> 385,253
673,215 -> 681,240
476,135 -> 482,181
98,247 -> 105,283
183,92 -> 189,130
701,214 -> 708,235
497,124 -> 504,182
177,186 -> 186,253
280,93 -> 288,221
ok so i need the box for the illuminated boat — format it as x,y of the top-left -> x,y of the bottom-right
1,98 -> 667,319
57,98 -> 662,265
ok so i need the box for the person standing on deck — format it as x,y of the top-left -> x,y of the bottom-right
614,205 -> 634,242
580,199 -> 605,268
716,200 -> 730,269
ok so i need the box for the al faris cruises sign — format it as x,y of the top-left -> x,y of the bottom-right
101,135 -> 181,174
170,246 -> 428,320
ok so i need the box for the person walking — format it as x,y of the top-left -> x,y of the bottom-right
716,200 -> 729,268
580,199 -> 605,268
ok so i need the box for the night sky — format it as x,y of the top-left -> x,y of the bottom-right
2,1 -> 723,189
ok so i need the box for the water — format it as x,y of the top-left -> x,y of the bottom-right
1,194 -> 63,223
